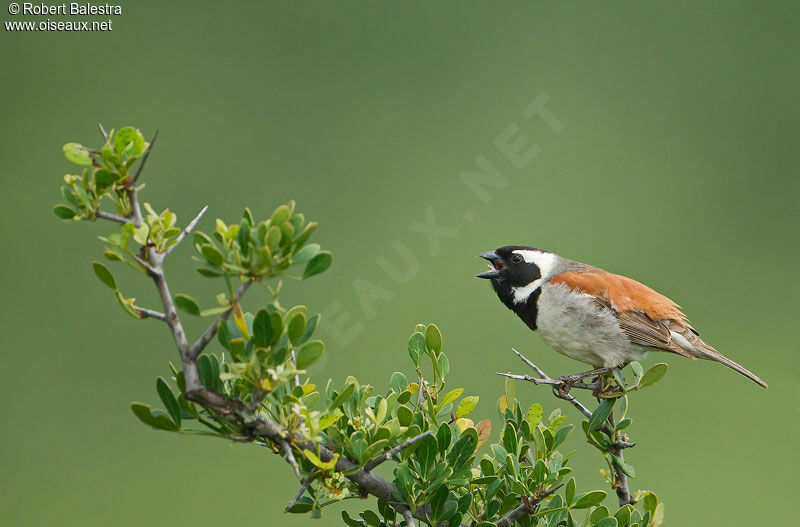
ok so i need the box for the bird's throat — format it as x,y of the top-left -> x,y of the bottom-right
492,280 -> 541,330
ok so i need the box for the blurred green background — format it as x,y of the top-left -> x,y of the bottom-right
2,1 -> 797,525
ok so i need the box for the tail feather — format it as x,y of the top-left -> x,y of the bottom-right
693,347 -> 768,388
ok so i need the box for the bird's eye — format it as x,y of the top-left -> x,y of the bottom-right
511,254 -> 523,264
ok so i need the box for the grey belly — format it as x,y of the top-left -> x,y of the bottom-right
534,283 -> 648,368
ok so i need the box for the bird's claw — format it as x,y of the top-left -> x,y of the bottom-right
555,373 -> 586,385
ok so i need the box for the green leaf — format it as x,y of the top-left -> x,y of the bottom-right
436,423 -> 452,454
616,417 -> 632,431
94,169 -> 117,191
293,243 -> 320,264
330,383 -> 355,410
252,309 -> 273,347
455,396 -> 479,418
174,294 -> 200,316
565,477 -> 576,504
407,331 -> 425,367
200,243 -> 224,266
638,363 -> 668,388
53,204 -> 77,219
270,204 -> 291,226
438,388 -> 463,409
302,449 -> 338,470
587,397 -> 615,433
156,377 -> 181,427
296,340 -> 324,369
113,127 -> 145,155
414,434 -> 438,476
63,143 -> 92,165
630,361 -> 643,377
611,454 -> 636,478
394,464 -> 415,501
391,371 -> 408,394
302,250 -> 332,279
237,219 -> 251,255
594,518 -> 618,527
92,262 -> 117,289
397,405 -> 414,426
590,506 -> 610,522
288,312 -> 307,346
130,402 -> 179,431
425,323 -> 443,355
572,490 -> 606,509
613,505 -> 633,525
642,492 -> 658,514
527,403 -> 543,427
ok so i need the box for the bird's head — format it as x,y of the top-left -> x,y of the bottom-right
476,246 -> 562,306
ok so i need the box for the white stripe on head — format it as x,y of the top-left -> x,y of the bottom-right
510,249 -> 558,304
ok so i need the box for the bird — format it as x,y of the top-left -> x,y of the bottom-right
476,246 -> 768,388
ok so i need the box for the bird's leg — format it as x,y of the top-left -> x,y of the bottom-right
556,367 -> 615,386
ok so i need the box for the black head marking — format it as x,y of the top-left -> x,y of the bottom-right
479,245 -> 550,330
490,246 -> 544,287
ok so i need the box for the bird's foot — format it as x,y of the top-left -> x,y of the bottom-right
555,367 -> 614,385
555,373 -> 590,385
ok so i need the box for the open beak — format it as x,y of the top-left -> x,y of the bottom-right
476,250 -> 501,279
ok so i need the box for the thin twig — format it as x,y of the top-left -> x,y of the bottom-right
511,347 -> 548,377
363,431 -> 433,472
96,210 -> 131,224
189,280 -> 253,358
164,205 -> 208,257
134,306 -> 168,321
497,371 -> 598,390
285,471 -> 317,512
131,130 -> 158,184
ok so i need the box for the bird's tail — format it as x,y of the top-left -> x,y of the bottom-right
691,345 -> 768,388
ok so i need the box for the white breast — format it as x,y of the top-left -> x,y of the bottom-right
535,282 -> 648,368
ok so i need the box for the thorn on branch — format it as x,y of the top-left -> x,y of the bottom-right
164,205 -> 208,257
98,122 -> 109,142
134,306 -> 168,321
131,129 -> 158,184
363,430 -> 433,472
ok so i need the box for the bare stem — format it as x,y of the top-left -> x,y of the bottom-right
96,210 -> 129,224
